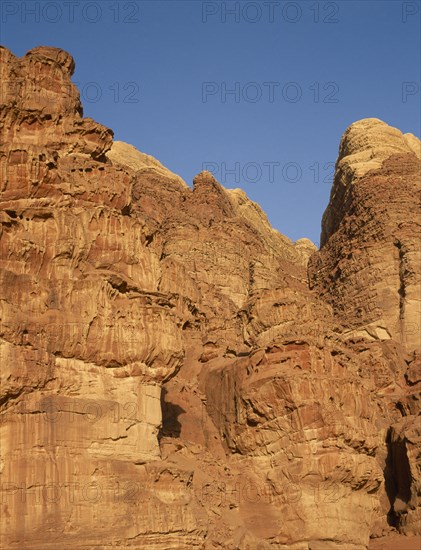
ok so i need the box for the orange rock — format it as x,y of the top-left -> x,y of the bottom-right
1,47 -> 420,549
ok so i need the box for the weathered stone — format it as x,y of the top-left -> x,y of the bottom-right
0,47 -> 420,550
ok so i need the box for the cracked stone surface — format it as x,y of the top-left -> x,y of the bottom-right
0,46 -> 420,549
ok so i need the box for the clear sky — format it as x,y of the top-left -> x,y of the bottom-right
1,0 -> 420,245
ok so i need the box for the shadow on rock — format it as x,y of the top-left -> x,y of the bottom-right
158,386 -> 185,439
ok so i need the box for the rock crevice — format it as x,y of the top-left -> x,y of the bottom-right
0,47 -> 420,549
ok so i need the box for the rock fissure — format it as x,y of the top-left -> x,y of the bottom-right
0,49 -> 420,550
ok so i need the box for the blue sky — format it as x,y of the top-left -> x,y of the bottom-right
1,0 -> 420,245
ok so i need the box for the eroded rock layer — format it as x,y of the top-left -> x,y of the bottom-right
0,46 -> 420,549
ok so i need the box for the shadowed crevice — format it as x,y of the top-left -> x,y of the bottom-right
158,386 -> 185,440
384,427 -> 412,528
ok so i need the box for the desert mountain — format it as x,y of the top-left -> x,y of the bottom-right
0,46 -> 420,550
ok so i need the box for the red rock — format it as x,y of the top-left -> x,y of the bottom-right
1,48 -> 420,549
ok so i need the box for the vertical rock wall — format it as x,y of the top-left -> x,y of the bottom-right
1,47 -> 420,549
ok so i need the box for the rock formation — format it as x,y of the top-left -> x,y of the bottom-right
0,46 -> 420,549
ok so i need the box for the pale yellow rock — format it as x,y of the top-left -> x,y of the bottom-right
336,118 -> 419,180
107,140 -> 188,188
404,133 -> 421,159
1,48 -> 420,550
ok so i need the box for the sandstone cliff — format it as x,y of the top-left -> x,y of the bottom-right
0,46 -> 420,550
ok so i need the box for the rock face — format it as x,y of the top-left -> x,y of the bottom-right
0,47 -> 420,550
311,118 -> 421,352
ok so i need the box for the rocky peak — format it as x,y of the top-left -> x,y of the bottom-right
192,170 -> 236,220
311,119 -> 421,353
322,118 -> 420,245
0,45 -> 82,118
1,48 -> 420,550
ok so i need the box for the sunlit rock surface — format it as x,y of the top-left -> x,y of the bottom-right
1,46 -> 420,549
